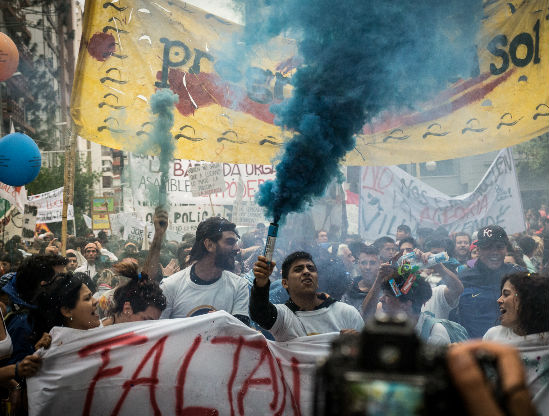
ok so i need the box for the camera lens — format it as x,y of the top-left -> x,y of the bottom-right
378,345 -> 401,367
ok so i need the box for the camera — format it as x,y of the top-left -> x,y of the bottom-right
314,314 -> 498,416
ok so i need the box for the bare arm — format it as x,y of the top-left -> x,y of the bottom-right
433,263 -> 464,307
142,208 -> 168,281
361,264 -> 391,321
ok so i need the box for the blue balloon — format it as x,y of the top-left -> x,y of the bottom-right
0,132 -> 41,186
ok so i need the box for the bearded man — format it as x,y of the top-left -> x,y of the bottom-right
160,217 -> 249,325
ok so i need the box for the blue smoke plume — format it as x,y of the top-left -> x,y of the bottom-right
139,88 -> 179,208
235,0 -> 482,223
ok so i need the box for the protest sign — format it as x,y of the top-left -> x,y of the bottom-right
0,206 -> 22,242
22,205 -> 37,241
129,155 -> 276,206
28,312 -> 330,416
127,154 -> 274,233
188,163 -> 225,197
233,201 -> 267,226
73,1 -> 547,165
358,148 -> 526,240
27,187 -> 74,223
122,216 -> 148,244
0,183 -> 26,211
91,213 -> 111,231
92,197 -> 114,213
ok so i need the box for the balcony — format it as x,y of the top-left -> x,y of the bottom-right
2,99 -> 35,135
0,2 -> 31,42
11,35 -> 34,70
6,74 -> 34,102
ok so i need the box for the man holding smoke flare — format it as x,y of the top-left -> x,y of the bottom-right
250,251 -> 364,341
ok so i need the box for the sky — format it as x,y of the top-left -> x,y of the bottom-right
77,0 -> 242,23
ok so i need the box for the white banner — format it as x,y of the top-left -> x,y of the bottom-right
359,148 -> 526,240
128,155 -> 276,206
28,312 -> 331,416
0,183 -> 27,211
127,155 -> 275,232
119,212 -> 188,243
27,187 -> 74,223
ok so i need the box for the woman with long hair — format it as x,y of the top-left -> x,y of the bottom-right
483,272 -> 549,415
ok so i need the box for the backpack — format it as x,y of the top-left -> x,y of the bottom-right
420,311 -> 470,343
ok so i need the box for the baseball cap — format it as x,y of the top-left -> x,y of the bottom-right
476,225 -> 509,247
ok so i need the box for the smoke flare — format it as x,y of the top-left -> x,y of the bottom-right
139,89 -> 179,208
235,0 -> 482,223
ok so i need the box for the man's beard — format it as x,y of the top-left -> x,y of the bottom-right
214,250 -> 236,271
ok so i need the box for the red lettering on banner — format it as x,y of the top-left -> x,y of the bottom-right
175,335 -> 219,416
212,336 -> 302,416
111,336 -> 169,416
290,358 -> 302,416
78,332 -> 148,416
361,167 -> 394,195
237,345 -> 279,414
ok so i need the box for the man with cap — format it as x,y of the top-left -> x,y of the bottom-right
456,225 -> 524,338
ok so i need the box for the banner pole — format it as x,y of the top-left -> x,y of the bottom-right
209,194 -> 215,216
61,124 -> 77,256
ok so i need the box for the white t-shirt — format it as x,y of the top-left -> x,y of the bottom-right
160,266 -> 249,319
484,326 -> 549,416
269,301 -> 364,342
415,312 -> 451,345
422,285 -> 458,320
75,262 -> 97,279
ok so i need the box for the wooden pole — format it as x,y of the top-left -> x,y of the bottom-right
61,125 -> 77,255
208,194 -> 215,216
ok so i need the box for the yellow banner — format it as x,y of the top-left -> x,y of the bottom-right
71,0 -> 548,166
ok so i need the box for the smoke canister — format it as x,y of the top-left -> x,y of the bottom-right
263,222 -> 279,263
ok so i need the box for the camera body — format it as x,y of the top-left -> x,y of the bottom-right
314,314 -> 467,416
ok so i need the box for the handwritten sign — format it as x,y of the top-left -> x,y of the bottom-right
358,148 -> 526,240
28,312 -> 332,416
187,163 -> 225,197
27,187 -> 74,223
233,201 -> 267,226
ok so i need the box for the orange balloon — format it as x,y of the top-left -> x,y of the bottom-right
0,32 -> 19,82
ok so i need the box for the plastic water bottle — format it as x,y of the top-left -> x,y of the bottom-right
397,251 -> 449,269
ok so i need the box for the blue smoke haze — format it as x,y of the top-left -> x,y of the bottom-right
234,0 -> 482,223
139,88 -> 179,208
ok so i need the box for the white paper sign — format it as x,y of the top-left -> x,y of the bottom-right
28,312 -> 331,416
188,163 -> 225,197
233,201 -> 267,226
359,148 -> 526,240
27,187 -> 74,223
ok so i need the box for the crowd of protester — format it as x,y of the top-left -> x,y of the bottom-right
0,204 -> 545,415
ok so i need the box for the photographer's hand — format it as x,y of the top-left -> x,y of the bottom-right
447,341 -> 536,416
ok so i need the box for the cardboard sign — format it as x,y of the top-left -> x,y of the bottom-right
91,213 -> 111,231
92,197 -> 115,213
187,163 -> 225,197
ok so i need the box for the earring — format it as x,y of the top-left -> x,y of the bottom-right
69,316 -> 73,321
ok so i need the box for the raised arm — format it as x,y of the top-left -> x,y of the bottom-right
360,264 -> 390,321
249,255 -> 278,330
432,262 -> 464,307
142,208 -> 168,281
